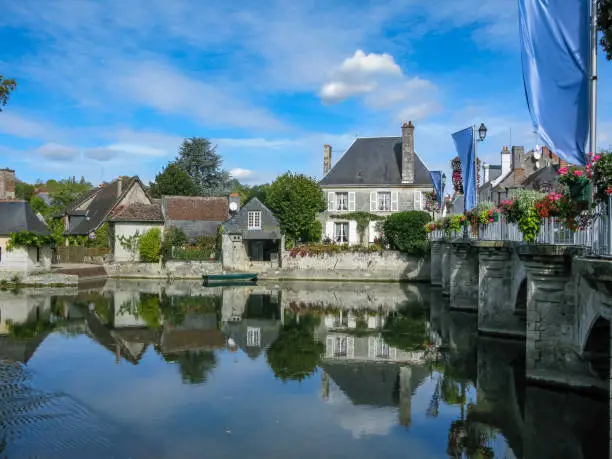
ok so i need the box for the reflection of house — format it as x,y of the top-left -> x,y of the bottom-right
160,312 -> 225,355
221,289 -> 282,358
319,122 -> 434,245
0,170 -> 53,272
221,198 -> 283,270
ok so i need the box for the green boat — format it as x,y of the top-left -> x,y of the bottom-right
203,273 -> 258,284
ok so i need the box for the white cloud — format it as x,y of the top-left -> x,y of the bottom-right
339,50 -> 401,75
397,102 -> 443,122
84,147 -> 118,162
36,143 -> 78,161
229,168 -> 253,180
320,81 -> 377,104
105,143 -> 167,157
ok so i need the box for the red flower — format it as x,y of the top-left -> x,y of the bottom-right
558,167 -> 569,175
573,170 -> 584,177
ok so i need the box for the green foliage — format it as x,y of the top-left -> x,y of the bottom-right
174,137 -> 230,196
172,246 -> 214,261
138,228 -> 161,262
149,163 -> 199,198
266,313 -> 324,382
591,151 -> 612,203
382,211 -> 431,255
168,226 -> 188,247
598,0 -> 612,60
118,232 -> 141,260
48,177 -> 93,210
303,219 -> 322,243
48,218 -> 65,246
15,182 -> 35,201
383,307 -> 430,351
137,294 -> 162,329
266,172 -> 325,245
329,211 -> 384,244
163,350 -> 217,385
288,243 -> 384,257
7,231 -> 54,251
29,195 -> 47,216
505,190 -> 546,242
0,75 -> 17,110
87,222 -> 109,248
247,183 -> 271,205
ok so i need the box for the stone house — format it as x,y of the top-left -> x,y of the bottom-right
108,200 -> 164,262
319,122 -> 434,245
161,196 -> 229,241
221,197 -> 283,270
0,169 -> 53,274
62,176 -> 151,243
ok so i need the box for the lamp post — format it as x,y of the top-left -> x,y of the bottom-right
441,173 -> 446,216
463,122 -> 487,239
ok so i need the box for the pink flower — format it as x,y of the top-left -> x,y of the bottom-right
558,167 -> 569,175
594,154 -> 602,162
573,170 -> 584,177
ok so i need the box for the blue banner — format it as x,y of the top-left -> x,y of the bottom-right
452,127 -> 476,211
429,171 -> 442,204
519,0 -> 589,165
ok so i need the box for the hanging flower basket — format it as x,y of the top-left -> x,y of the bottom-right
569,181 -> 591,206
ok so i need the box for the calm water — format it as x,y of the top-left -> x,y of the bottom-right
0,279 -> 608,459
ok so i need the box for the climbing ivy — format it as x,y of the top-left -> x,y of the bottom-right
6,231 -> 54,251
329,212 -> 385,244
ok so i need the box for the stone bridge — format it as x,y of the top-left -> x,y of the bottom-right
430,238 -> 611,393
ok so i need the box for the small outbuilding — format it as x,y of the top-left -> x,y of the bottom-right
221,198 -> 283,271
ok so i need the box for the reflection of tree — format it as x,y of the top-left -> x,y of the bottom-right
266,313 -> 324,382
159,292 -> 221,327
8,319 -> 56,340
136,294 -> 162,329
382,307 -> 429,351
162,350 -> 217,385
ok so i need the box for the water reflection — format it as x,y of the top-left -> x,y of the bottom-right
0,280 -> 608,458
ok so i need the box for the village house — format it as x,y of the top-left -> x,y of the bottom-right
0,168 -> 53,274
319,122 -> 434,245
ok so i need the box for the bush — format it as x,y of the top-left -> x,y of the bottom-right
139,228 -> 161,262
303,219 -> 322,243
382,211 -> 431,255
168,227 -> 188,247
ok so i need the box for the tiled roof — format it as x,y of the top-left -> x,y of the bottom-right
0,201 -> 50,236
109,200 -> 163,222
162,196 -> 228,221
319,137 -> 432,186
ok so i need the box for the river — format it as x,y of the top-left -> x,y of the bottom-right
0,279 -> 607,458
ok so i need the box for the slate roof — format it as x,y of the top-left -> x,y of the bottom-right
108,200 -> 164,222
0,201 -> 50,236
65,177 -> 144,235
518,165 -> 559,191
162,196 -> 229,222
319,137 -> 432,187
221,197 -> 281,239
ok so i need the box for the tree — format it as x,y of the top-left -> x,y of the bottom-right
48,177 -> 93,210
382,211 -> 431,255
15,182 -> 35,201
29,195 -> 48,216
0,75 -> 17,111
174,137 -> 230,196
266,172 -> 325,245
599,1 -> 612,60
149,163 -> 198,198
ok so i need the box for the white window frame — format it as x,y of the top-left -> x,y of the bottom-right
336,192 -> 349,211
247,327 -> 261,347
348,192 -> 356,211
377,191 -> 391,211
247,211 -> 262,230
334,222 -> 349,243
414,191 -> 423,210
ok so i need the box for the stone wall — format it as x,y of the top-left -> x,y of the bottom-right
0,271 -> 78,286
261,251 -> 429,282
104,261 -> 222,279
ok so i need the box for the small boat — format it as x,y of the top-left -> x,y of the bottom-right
203,273 -> 258,285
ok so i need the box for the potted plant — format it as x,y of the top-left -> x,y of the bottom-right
589,151 -> 612,205
558,165 -> 590,205
499,190 -> 545,242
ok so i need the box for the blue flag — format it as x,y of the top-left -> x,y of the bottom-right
429,171 -> 442,204
452,127 -> 476,212
519,0 -> 589,165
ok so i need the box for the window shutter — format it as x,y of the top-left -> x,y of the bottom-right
414,191 -> 422,210
327,192 -> 336,211
391,191 -> 399,211
326,337 -> 335,357
347,337 -> 355,358
348,220 -> 358,245
348,192 -> 356,211
325,221 -> 334,240
370,191 -> 377,211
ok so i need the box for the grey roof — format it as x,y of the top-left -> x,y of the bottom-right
222,198 -> 281,239
319,137 -> 432,187
0,201 -> 50,236
65,177 -> 147,235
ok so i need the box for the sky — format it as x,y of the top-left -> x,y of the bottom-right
1,0 -> 611,187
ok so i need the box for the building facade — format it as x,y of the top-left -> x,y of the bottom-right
319,122 -> 434,245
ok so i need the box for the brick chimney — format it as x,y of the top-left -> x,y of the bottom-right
0,168 -> 16,200
323,145 -> 332,175
511,146 -> 525,170
482,162 -> 490,184
401,121 -> 415,184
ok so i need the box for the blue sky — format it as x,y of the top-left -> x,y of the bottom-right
1,0 -> 611,186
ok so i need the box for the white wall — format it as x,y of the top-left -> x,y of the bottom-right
0,294 -> 50,334
0,236 -> 52,273
113,222 -> 163,262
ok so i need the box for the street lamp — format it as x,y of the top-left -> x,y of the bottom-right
478,123 -> 488,142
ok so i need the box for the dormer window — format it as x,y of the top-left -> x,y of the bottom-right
248,211 -> 261,230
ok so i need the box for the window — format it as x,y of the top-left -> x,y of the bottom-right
247,327 -> 261,347
336,192 -> 348,211
334,222 -> 348,243
378,192 -> 391,211
247,211 -> 262,230
335,337 -> 348,357
414,191 -> 423,210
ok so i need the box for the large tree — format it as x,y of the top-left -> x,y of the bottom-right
599,1 -> 612,60
149,163 -> 199,198
174,137 -> 230,196
0,75 -> 17,111
266,172 -> 325,245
